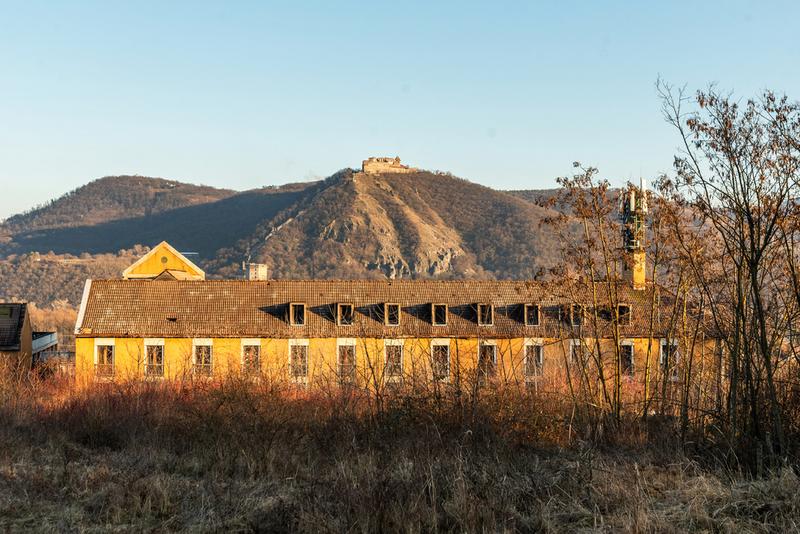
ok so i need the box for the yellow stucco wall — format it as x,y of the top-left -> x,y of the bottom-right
74,335 -> 717,390
123,243 -> 203,279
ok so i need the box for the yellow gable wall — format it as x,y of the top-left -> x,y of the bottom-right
74,335 -> 717,389
124,243 -> 203,279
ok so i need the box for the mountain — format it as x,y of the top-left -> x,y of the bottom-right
0,167 -> 571,306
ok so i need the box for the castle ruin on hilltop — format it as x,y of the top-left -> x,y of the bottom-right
361,156 -> 417,174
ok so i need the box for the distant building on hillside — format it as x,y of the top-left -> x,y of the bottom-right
361,156 -> 417,175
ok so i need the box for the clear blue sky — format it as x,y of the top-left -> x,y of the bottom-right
1,0 -> 798,219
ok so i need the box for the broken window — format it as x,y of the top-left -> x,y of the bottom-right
478,343 -> 497,383
524,344 -> 543,379
660,339 -> 679,380
145,344 -> 164,377
620,343 -> 634,376
431,343 -> 450,381
432,304 -> 448,326
385,343 -> 403,380
338,343 -> 356,384
570,340 -> 583,363
290,303 -> 306,326
617,304 -> 632,326
242,344 -> 260,375
290,343 -> 309,382
385,303 -> 401,326
338,303 -> 354,326
95,345 -> 114,376
194,344 -> 213,376
478,304 -> 494,326
524,304 -> 540,326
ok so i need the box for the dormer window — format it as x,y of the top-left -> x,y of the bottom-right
524,304 -> 540,326
617,304 -> 631,326
432,303 -> 448,326
337,303 -> 354,326
570,304 -> 584,327
290,303 -> 306,326
477,304 -> 494,326
385,303 -> 401,326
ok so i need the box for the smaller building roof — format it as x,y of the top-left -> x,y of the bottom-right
0,303 -> 26,351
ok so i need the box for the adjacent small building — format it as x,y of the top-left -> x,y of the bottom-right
0,303 -> 33,372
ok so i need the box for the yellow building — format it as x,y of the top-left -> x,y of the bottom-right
74,243 -> 715,391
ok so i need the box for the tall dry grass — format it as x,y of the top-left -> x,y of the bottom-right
0,375 -> 797,532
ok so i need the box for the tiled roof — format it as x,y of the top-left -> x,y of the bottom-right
0,303 -> 26,351
76,279 -> 677,339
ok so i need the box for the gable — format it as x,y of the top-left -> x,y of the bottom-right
122,241 -> 205,280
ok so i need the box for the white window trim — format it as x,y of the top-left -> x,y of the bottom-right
337,338 -> 357,378
478,341 -> 498,378
290,303 -> 306,326
569,338 -> 583,362
430,338 -> 451,383
337,303 -> 354,326
524,338 -> 544,380
384,303 -> 401,327
288,338 -> 310,383
620,339 -> 635,375
477,304 -> 494,326
660,338 -> 680,380
383,339 -> 404,382
94,338 -> 115,365
143,338 -> 165,378
241,338 -> 261,369
432,304 -> 448,326
570,304 -> 584,327
192,339 -> 213,369
524,304 -> 540,326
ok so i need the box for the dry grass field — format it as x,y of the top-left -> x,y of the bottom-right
0,377 -> 797,533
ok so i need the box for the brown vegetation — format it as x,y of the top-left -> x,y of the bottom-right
0,377 -> 798,532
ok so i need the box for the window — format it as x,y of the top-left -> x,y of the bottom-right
289,340 -> 309,383
569,339 -> 583,363
290,303 -> 306,326
432,304 -> 448,326
384,340 -> 403,381
478,342 -> 497,383
660,339 -> 679,380
431,341 -> 450,382
620,342 -> 634,376
338,340 -> 356,384
478,304 -> 494,326
571,304 -> 584,327
242,339 -> 261,375
338,303 -> 354,326
95,340 -> 115,377
144,339 -> 164,377
524,304 -> 540,326
617,304 -> 632,326
385,303 -> 401,326
193,340 -> 213,376
524,343 -> 543,379
0,306 -> 10,318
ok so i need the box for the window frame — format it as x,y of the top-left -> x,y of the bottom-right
431,303 -> 448,326
477,304 -> 494,326
288,338 -> 310,384
94,338 -> 115,378
660,338 -> 680,381
430,339 -> 451,382
524,304 -> 540,326
523,339 -> 544,380
337,303 -> 354,327
144,338 -> 164,378
384,303 -> 401,327
570,304 -> 584,327
569,338 -> 584,363
337,338 -> 357,385
620,339 -> 635,377
192,338 -> 213,377
617,304 -> 632,326
477,340 -> 498,382
290,303 -> 306,326
383,339 -> 404,382
241,338 -> 261,375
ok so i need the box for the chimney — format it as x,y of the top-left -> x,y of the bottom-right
243,262 -> 269,281
620,180 -> 648,290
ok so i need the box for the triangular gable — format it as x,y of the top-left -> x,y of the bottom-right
122,241 -> 205,280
